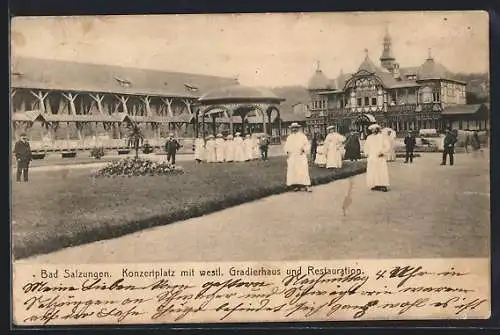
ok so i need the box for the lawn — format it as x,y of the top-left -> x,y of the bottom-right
11,157 -> 366,259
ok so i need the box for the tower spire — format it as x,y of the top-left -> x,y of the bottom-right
316,60 -> 321,71
380,26 -> 396,72
427,48 -> 433,60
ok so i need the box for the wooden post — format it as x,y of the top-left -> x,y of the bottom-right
161,98 -> 173,117
141,96 -> 152,117
182,99 -> 193,118
114,95 -> 129,114
61,92 -> 78,115
30,90 -> 49,114
89,93 -> 105,115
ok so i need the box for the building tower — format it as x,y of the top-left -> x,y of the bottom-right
380,27 -> 396,73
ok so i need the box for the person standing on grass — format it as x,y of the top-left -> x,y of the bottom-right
243,134 -> 253,161
385,129 -> 397,162
259,134 -> 270,161
194,135 -> 205,163
404,131 -> 416,163
324,125 -> 345,169
441,128 -> 458,166
363,124 -> 390,192
14,133 -> 32,182
224,134 -> 235,162
215,133 -> 225,163
252,135 -> 260,160
344,128 -> 361,161
164,133 -> 181,166
233,132 -> 245,162
205,134 -> 217,163
284,123 -> 312,192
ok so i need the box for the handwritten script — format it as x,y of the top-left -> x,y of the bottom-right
13,259 -> 490,325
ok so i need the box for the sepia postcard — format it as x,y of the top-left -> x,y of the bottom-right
10,11 -> 491,325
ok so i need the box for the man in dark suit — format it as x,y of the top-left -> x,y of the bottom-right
164,133 -> 181,165
14,133 -> 32,182
441,128 -> 458,166
404,131 -> 416,163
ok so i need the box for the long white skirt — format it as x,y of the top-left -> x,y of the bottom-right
326,147 -> 343,168
366,156 -> 390,188
215,146 -> 225,162
286,153 -> 311,186
194,146 -> 205,161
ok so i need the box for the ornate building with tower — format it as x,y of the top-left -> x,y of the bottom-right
306,29 -> 490,138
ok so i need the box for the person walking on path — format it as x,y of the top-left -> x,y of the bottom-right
259,134 -> 270,161
324,126 -> 345,169
404,131 -> 416,163
14,133 -> 32,182
364,124 -> 390,192
344,129 -> 361,161
164,133 -> 181,165
469,130 -> 483,159
284,123 -> 312,192
441,128 -> 458,166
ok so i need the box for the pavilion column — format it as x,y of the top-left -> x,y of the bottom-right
89,93 -> 105,115
141,96 -> 152,117
115,95 -> 129,115
240,115 -> 246,135
62,92 -> 78,115
161,98 -> 173,117
182,99 -> 193,118
228,109 -> 234,135
267,110 -> 272,136
211,115 -> 217,136
30,90 -> 49,114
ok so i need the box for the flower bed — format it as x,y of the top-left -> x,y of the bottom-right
92,157 -> 184,177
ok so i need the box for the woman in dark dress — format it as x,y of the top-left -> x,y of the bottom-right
344,129 -> 361,161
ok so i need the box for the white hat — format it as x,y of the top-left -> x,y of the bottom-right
227,135 -> 234,139
326,125 -> 335,131
216,133 -> 223,138
207,134 -> 215,139
289,122 -> 301,128
368,124 -> 381,131
235,132 -> 241,136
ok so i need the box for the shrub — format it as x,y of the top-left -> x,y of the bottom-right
92,157 -> 184,178
90,146 -> 105,159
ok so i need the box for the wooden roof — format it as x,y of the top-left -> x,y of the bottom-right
11,57 -> 238,98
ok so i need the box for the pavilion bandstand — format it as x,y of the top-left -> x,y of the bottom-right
195,85 -> 285,142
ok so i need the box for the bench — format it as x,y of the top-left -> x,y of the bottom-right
61,151 -> 77,158
31,152 -> 46,160
117,149 -> 131,155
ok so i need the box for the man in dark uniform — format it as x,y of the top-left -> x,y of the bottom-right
14,133 -> 32,182
441,128 -> 458,166
310,134 -> 318,164
404,131 -> 416,163
259,134 -> 270,161
164,133 -> 181,165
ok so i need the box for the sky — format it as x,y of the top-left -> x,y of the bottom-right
11,11 -> 489,87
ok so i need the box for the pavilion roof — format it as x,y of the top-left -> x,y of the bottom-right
11,57 -> 238,98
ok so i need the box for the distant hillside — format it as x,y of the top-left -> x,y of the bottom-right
453,72 -> 490,103
269,86 -> 310,119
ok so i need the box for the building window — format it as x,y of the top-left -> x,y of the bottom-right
433,92 -> 440,102
357,98 -> 362,107
364,97 -> 369,106
371,97 -> 377,106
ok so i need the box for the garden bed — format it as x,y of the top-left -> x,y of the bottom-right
11,157 -> 366,259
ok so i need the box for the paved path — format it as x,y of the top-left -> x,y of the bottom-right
18,151 -> 490,264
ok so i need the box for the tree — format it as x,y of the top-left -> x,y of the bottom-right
126,121 -> 144,159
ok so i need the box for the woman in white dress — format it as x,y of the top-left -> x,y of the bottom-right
224,135 -> 235,162
324,126 -> 346,169
243,134 -> 253,161
194,136 -> 205,162
314,141 -> 327,167
205,135 -> 217,163
215,133 -> 225,163
233,132 -> 245,162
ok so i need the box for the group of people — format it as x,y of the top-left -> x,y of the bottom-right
283,122 -> 399,193
194,133 -> 270,163
311,126 -> 363,169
